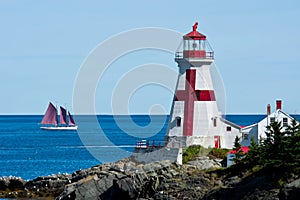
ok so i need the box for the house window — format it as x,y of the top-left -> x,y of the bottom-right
270,117 -> 275,123
283,118 -> 288,127
242,133 -> 249,140
176,117 -> 181,127
226,126 -> 231,132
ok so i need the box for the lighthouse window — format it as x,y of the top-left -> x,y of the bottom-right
213,118 -> 217,127
176,117 -> 181,127
195,91 -> 200,100
283,118 -> 288,127
192,42 -> 197,49
226,126 -> 232,132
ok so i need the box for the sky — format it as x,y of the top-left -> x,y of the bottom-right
0,0 -> 300,114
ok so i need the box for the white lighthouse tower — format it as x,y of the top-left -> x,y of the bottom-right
165,22 -> 241,149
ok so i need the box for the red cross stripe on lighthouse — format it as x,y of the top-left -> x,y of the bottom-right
175,69 -> 216,136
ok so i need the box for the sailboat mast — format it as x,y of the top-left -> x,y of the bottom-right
66,104 -> 69,126
56,102 -> 58,127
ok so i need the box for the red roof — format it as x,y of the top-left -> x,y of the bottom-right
228,146 -> 250,154
183,22 -> 206,40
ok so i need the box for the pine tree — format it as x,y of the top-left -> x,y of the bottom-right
285,119 -> 299,137
262,121 -> 288,168
243,135 -> 261,167
285,119 -> 300,168
233,136 -> 243,165
233,136 -> 241,151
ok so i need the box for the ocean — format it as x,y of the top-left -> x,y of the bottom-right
0,114 -> 299,180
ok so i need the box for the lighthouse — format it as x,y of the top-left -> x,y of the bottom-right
165,22 -> 241,149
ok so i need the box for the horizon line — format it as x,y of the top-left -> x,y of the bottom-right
0,113 -> 278,116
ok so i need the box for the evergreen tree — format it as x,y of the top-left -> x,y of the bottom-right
233,136 -> 243,164
243,135 -> 261,167
261,121 -> 282,167
233,136 -> 241,150
285,119 -> 299,137
285,119 -> 300,167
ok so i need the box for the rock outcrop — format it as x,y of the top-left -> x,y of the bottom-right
57,159 -> 191,199
186,156 -> 222,170
279,179 -> 300,200
1,157 -> 300,200
0,174 -> 72,198
0,176 -> 26,191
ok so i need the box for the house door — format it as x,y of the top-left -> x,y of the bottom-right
214,136 -> 220,148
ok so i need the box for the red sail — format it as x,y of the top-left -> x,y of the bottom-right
41,102 -> 57,125
60,106 -> 67,125
68,111 -> 76,126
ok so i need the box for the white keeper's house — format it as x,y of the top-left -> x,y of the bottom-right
241,100 -> 297,146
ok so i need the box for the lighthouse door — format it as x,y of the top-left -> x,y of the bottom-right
214,136 -> 220,148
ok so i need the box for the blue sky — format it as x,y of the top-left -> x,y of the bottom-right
0,0 -> 300,114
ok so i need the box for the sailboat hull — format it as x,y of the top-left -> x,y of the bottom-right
40,126 -> 78,131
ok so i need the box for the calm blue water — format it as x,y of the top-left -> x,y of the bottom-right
0,115 -> 167,180
0,114 -> 299,180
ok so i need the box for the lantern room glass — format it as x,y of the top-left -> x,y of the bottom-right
183,39 -> 206,51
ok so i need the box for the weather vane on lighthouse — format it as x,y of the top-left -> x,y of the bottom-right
192,22 -> 198,31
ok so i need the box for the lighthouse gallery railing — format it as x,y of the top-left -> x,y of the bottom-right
175,51 -> 214,59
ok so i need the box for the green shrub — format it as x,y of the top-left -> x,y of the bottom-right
182,145 -> 203,164
208,148 -> 230,159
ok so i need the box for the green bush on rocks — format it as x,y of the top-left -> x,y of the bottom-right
208,148 -> 230,160
182,145 -> 204,164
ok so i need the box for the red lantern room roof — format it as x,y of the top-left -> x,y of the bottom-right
183,22 -> 206,40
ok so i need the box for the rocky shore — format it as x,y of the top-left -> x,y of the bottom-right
1,157 -> 299,199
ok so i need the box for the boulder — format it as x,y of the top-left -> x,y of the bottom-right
0,176 -> 27,191
0,177 -> 9,190
187,157 -> 222,170
58,175 -> 102,200
279,178 -> 300,200
26,174 -> 70,190
7,177 -> 26,190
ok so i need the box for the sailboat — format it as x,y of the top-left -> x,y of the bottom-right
40,102 -> 78,130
